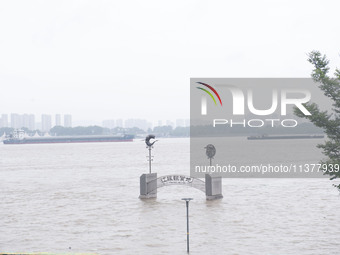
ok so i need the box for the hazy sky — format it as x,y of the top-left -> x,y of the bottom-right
1,0 -> 339,123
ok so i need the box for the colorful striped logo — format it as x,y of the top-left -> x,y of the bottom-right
196,82 -> 223,106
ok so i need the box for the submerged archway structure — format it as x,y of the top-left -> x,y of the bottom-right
139,173 -> 223,200
140,136 -> 222,200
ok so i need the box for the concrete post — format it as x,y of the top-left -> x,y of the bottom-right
139,173 -> 157,199
205,174 -> 223,200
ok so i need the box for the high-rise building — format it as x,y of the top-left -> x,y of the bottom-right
28,114 -> 35,130
22,114 -> 29,129
157,120 -> 163,127
64,114 -> 72,127
1,114 -> 8,127
41,114 -> 52,132
55,114 -> 61,126
11,113 -> 22,129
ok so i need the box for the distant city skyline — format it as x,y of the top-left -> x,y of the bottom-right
0,113 -> 73,131
0,112 -> 189,131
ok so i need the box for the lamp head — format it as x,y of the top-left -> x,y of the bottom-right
181,198 -> 193,201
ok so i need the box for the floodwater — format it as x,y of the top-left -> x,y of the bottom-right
1,138 -> 340,254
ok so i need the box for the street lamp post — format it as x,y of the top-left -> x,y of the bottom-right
145,134 -> 157,174
181,198 -> 193,253
148,145 -> 152,173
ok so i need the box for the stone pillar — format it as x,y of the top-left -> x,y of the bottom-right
205,174 -> 223,200
139,173 -> 157,199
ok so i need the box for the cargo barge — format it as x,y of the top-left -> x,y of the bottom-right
247,134 -> 324,140
3,130 -> 134,144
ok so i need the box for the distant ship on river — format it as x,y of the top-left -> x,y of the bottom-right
247,134 -> 324,140
3,130 -> 134,145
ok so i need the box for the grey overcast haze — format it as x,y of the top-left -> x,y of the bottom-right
1,0 -> 340,123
